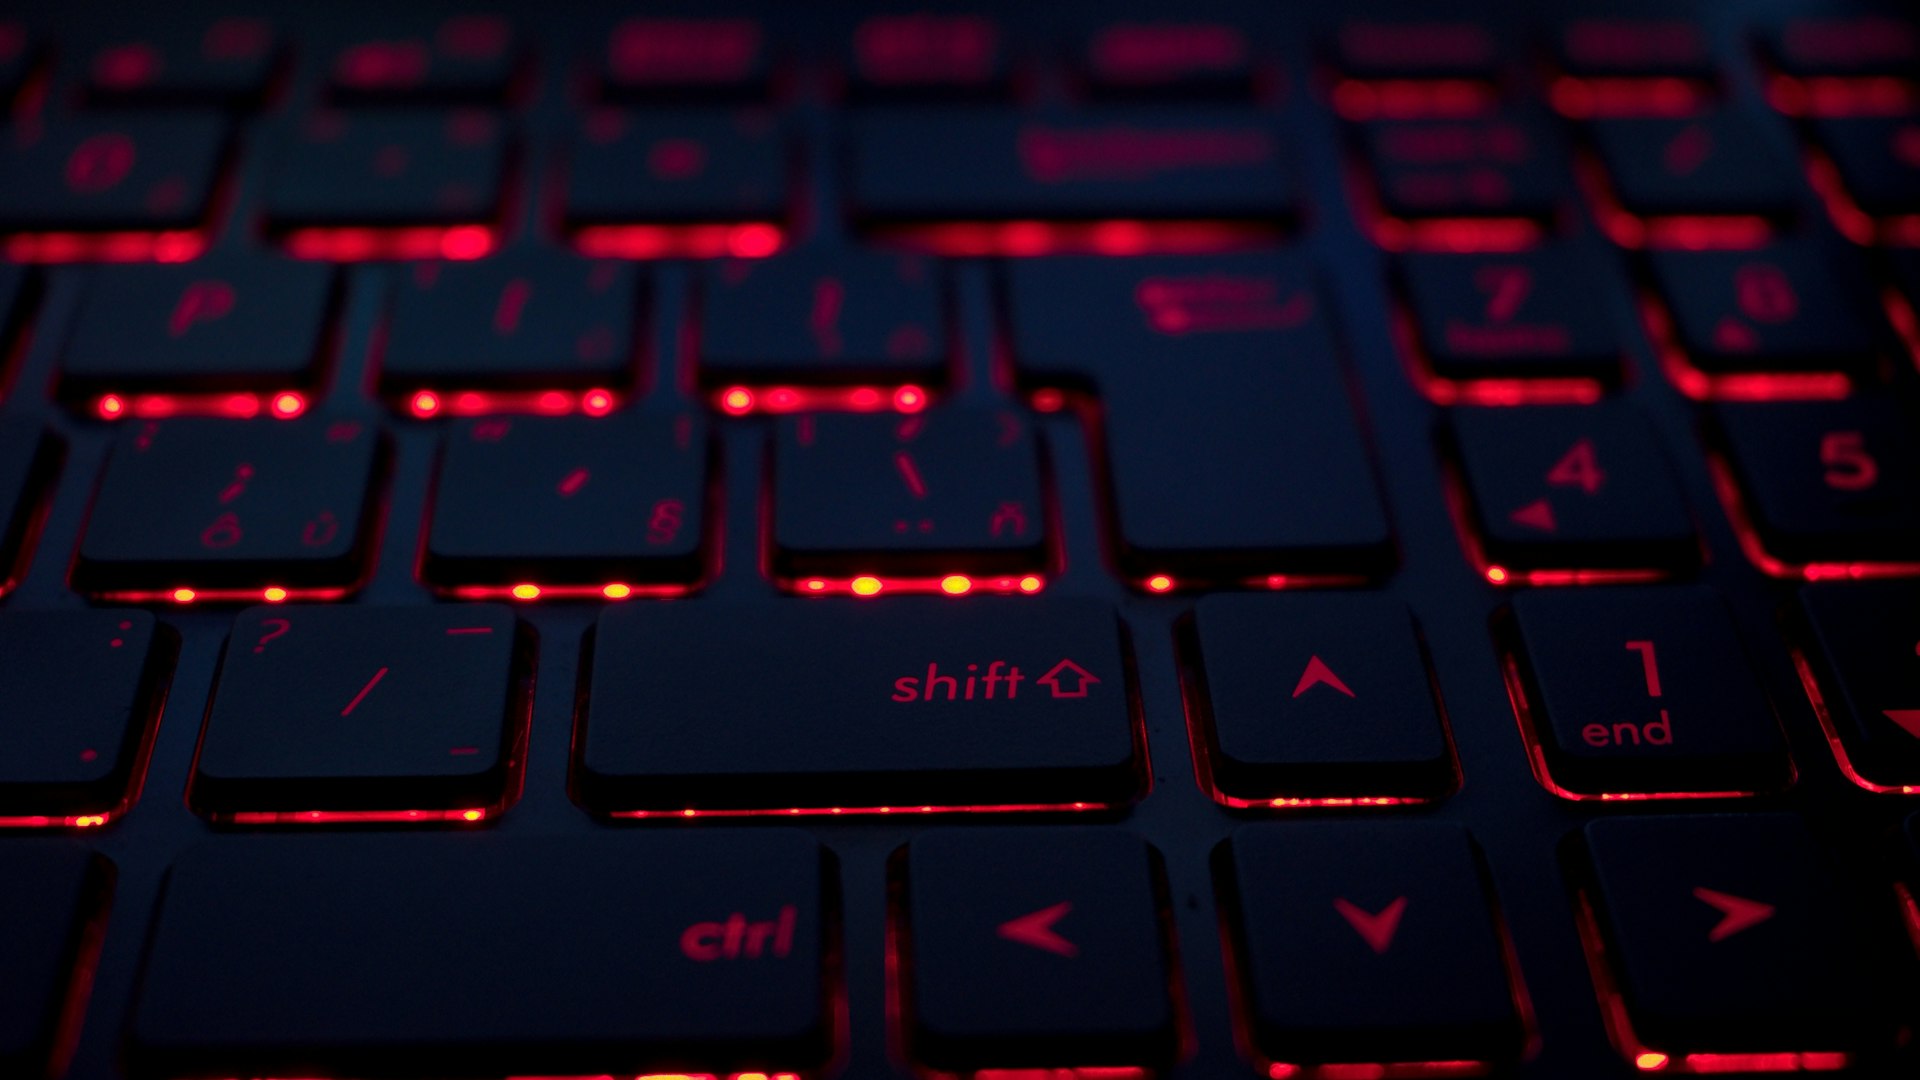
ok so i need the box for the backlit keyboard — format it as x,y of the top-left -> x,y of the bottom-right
3,2 -> 1920,1079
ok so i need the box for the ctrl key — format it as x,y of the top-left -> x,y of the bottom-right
128,831 -> 835,1079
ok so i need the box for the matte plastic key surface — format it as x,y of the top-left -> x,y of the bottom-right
1759,15 -> 1919,78
1553,18 -> 1716,79
1362,111 -> 1565,221
0,847 -> 108,1077
700,251 -> 945,386
80,19 -> 279,106
1649,238 -> 1892,376
1081,21 -> 1256,99
565,110 -> 786,231
1590,111 -> 1803,218
263,110 -> 506,230
0,115 -> 227,231
848,13 -> 1007,99
130,831 -> 833,1078
0,418 -> 58,591
1797,583 -> 1920,790
0,21 -> 34,105
1333,21 -> 1500,80
1398,246 -> 1625,382
1812,116 -> 1920,216
327,14 -> 521,103
600,16 -> 770,100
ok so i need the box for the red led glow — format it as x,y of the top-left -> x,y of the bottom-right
1331,79 -> 1497,120
3,229 -> 207,263
1885,286 -> 1920,374
442,580 -> 695,603
93,390 -> 313,421
90,584 -> 355,606
280,224 -> 496,261
1802,149 -> 1920,248
789,573 -> 1044,599
1391,304 -> 1608,407
1135,570 -> 1369,595
1437,460 -> 1676,588
1788,644 -> 1920,795
1706,451 -> 1920,581
1268,1062 -> 1490,1079
873,219 -> 1283,258
1550,76 -> 1710,119
1896,882 -> 1920,955
713,384 -> 932,416
609,800 -> 1108,821
571,222 -> 784,260
213,807 -> 489,825
1576,155 -> 1774,251
1637,294 -> 1852,402
1370,217 -> 1544,255
0,812 -> 113,829
508,1072 -> 802,1080
1766,75 -> 1915,118
404,387 -> 623,419
0,660 -> 169,831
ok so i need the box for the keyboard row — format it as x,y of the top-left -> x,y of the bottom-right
3,587 -> 1918,825
8,815 -> 1920,1078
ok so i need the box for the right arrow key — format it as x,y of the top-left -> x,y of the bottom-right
1795,582 -> 1920,792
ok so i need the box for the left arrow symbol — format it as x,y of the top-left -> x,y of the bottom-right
997,901 -> 1077,957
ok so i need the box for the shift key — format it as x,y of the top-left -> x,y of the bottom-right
577,599 -> 1142,814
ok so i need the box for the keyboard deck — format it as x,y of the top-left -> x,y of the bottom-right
3,1 -> 1920,1078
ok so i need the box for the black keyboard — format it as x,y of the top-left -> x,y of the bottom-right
3,1 -> 1920,1078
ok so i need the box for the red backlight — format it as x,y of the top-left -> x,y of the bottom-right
3,229 -> 207,263
281,224 -> 497,261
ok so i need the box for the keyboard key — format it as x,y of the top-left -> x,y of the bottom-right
700,251 -> 945,388
381,257 -> 638,402
1649,239 -> 1893,376
1714,399 -> 1920,568
1590,111 -> 1802,219
1219,821 -> 1524,1071
0,847 -> 108,1077
425,414 -> 707,591
1504,587 -> 1791,797
1554,19 -> 1715,80
564,111 -> 785,233
848,108 -> 1294,225
1188,594 -> 1454,803
577,599 -> 1140,814
1797,583 -> 1920,790
0,610 -> 170,823
59,258 -> 337,402
0,262 -> 30,387
1361,111 -> 1565,222
902,828 -> 1175,1071
328,15 -> 521,103
1813,115 -> 1920,216
772,408 -> 1044,580
190,604 -> 522,820
81,18 -> 279,106
1008,255 -> 1393,587
74,417 -> 382,599
1334,22 -> 1499,81
849,14 -> 1006,99
1450,404 -> 1696,575
1082,22 -> 1255,99
130,831 -> 833,1077
1760,16 -> 1919,78
1397,246 -> 1624,383
601,17 -> 769,100
1576,814 -> 1897,1067
0,114 -> 227,231
262,110 -> 506,232
0,21 -> 34,106
0,418 -> 59,592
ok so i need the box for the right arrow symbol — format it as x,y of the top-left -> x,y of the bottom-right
1693,886 -> 1775,942
1883,709 -> 1920,739
998,901 -> 1077,957
1333,896 -> 1408,955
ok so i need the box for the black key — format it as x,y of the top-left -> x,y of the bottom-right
1450,404 -> 1696,574
1576,814 -> 1897,1066
849,13 -> 1007,100
1333,21 -> 1500,81
1554,18 -> 1716,80
1714,399 -> 1920,567
0,114 -> 227,231
772,408 -> 1044,579
0,262 -> 30,384
0,419 -> 59,594
902,828 -> 1175,1071
1649,239 -> 1892,375
1760,15 -> 1919,78
381,257 -> 638,400
1813,115 -> 1920,216
1797,584 -> 1920,791
190,605 -> 523,819
425,415 -> 706,590
0,610 -> 171,822
1397,246 -> 1624,383
564,111 -> 786,232
1504,586 -> 1790,797
328,14 -> 521,104
1219,822 -> 1523,1071
80,18 -> 279,107
0,847 -> 108,1077
0,21 -> 34,106
262,110 -> 506,231
849,108 -> 1295,225
1591,112 -> 1802,219
600,16 -> 770,101
577,599 -> 1140,813
1009,255 -> 1393,586
1187,594 -> 1454,803
74,417 -> 381,599
1082,21 -> 1255,99
59,258 -> 336,401
700,252 -> 945,387
130,831 -> 833,1077
1362,111 -> 1565,221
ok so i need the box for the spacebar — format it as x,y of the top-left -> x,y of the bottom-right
129,832 -> 832,1079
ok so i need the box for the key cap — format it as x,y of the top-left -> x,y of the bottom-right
0,419 -> 59,593
1504,586 -> 1790,797
1714,399 -> 1920,567
848,108 -> 1295,225
1576,814 -> 1897,1067
381,257 -> 638,402
0,610 -> 170,822
601,17 -> 769,101
564,111 -> 786,233
0,115 -> 227,231
425,414 -> 706,590
1362,111 -> 1566,221
1760,15 -> 1919,78
849,14 -> 1006,100
1219,821 -> 1523,1071
700,252 -> 946,388
0,21 -> 34,106
1554,19 -> 1716,80
1797,583 -> 1920,790
130,831 -> 833,1078
59,258 -> 336,402
1591,112 -> 1802,219
1082,22 -> 1255,99
1188,594 -> 1453,803
902,828 -> 1175,1071
328,14 -> 521,103
1450,404 -> 1697,575
772,408 -> 1044,579
1397,246 -> 1625,383
578,599 -> 1140,813
1008,255 -> 1393,586
1649,239 -> 1893,375
81,18 -> 279,107
262,110 -> 506,232
1813,116 -> 1920,216
0,847 -> 108,1077
73,417 -> 381,599
190,605 -> 522,819
1334,21 -> 1500,81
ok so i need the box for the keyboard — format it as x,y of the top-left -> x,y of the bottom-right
3,1 -> 1920,1078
